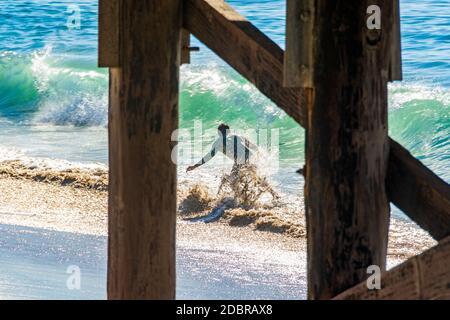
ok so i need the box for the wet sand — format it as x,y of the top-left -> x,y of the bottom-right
0,175 -> 305,252
0,167 -> 310,299
0,161 -> 438,299
0,160 -> 436,263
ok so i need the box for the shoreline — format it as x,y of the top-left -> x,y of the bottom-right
0,160 -> 436,262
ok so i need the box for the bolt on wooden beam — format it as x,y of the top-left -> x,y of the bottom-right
181,29 -> 191,64
181,29 -> 200,65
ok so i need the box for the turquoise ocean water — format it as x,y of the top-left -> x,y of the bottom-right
0,0 -> 449,197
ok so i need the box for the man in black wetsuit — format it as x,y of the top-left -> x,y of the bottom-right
186,124 -> 258,172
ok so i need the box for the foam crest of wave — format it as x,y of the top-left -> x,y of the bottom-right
389,82 -> 450,109
389,82 -> 450,181
180,64 -> 286,125
0,144 -> 106,172
0,47 -> 108,126
30,47 -> 108,126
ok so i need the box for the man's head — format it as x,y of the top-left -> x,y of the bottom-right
218,123 -> 230,137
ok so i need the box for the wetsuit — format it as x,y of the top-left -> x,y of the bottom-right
194,134 -> 256,166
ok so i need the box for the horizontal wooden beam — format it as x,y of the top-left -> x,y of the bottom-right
183,0 -> 450,240
334,235 -> 450,299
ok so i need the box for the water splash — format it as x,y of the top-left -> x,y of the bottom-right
218,163 -> 279,209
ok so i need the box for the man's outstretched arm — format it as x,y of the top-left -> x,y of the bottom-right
245,138 -> 258,151
186,140 -> 219,172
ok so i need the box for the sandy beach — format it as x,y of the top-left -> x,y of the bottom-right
0,161 -> 436,261
0,160 -> 440,299
0,162 -> 312,299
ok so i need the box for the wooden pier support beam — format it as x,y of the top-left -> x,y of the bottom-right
304,1 -> 393,299
334,235 -> 450,300
181,29 -> 191,64
107,0 -> 181,299
389,0 -> 402,81
180,29 -> 200,65
98,0 -> 120,68
284,0 -> 315,88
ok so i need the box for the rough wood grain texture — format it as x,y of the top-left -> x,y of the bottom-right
388,140 -> 450,240
284,0 -> 315,87
181,29 -> 191,64
305,0 -> 394,299
183,0 -> 450,241
108,0 -> 180,299
334,236 -> 450,300
389,0 -> 403,81
98,0 -> 120,67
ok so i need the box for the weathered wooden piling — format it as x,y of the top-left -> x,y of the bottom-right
283,0 -> 314,88
105,0 -> 181,299
181,29 -> 191,64
297,1 -> 395,299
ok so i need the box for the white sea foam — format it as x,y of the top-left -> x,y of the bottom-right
0,145 -> 106,172
27,46 -> 108,127
388,82 -> 450,110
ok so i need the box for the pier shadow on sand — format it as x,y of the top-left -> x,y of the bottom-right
0,222 -> 307,300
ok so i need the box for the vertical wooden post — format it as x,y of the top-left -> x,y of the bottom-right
389,0 -> 402,81
284,0 -> 315,88
181,29 -> 191,64
98,0 -> 120,67
107,0 -> 181,299
304,1 -> 393,299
